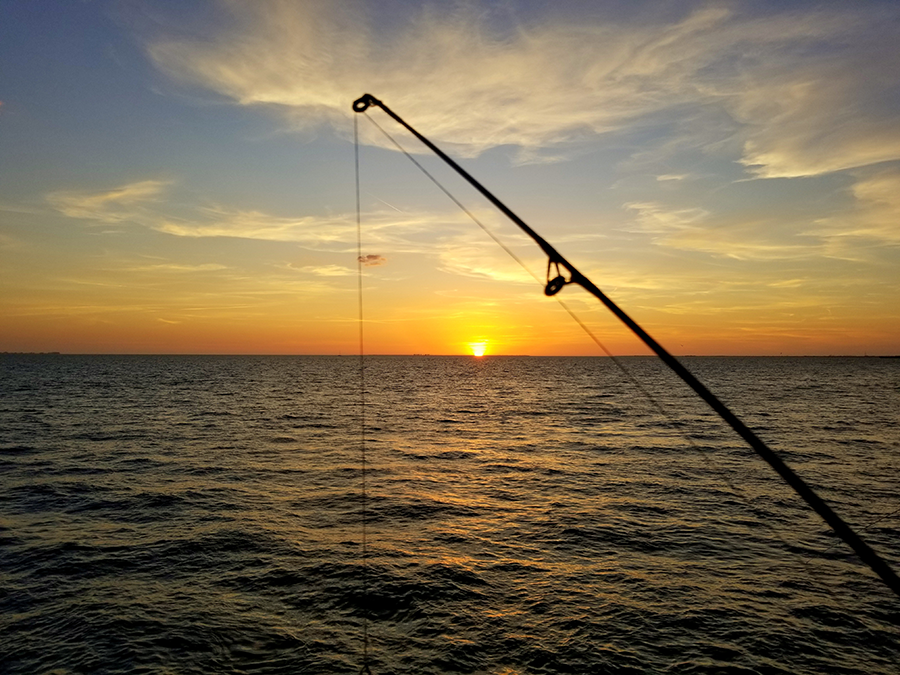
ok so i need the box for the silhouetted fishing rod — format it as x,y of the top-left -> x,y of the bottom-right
352,93 -> 900,601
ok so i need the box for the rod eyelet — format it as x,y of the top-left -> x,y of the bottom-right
353,94 -> 376,113
545,275 -> 567,296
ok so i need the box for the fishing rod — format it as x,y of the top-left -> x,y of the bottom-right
352,93 -> 900,601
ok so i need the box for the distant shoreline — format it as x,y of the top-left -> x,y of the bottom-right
3,352 -> 898,358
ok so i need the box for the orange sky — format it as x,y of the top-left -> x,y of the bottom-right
2,1 -> 899,355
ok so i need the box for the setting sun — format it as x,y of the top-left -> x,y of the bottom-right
468,341 -> 488,357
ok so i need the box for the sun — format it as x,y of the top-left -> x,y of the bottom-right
468,341 -> 487,357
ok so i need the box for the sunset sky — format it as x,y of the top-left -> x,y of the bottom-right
2,0 -> 899,355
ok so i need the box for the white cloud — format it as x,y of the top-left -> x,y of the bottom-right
124,262 -> 229,273
809,169 -> 900,253
625,202 -> 709,234
436,242 -> 532,284
46,180 -> 170,222
624,201 -> 820,260
730,57 -> 900,178
155,205 -> 358,244
46,180 -> 416,248
44,180 -> 532,286
294,264 -> 355,276
146,2 -> 900,176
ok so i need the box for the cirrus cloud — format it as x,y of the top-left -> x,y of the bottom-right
146,1 -> 900,177
46,180 -> 171,222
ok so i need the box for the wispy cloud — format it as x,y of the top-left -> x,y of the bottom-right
146,2 -> 900,176
155,205 -> 358,245
294,264 -> 355,276
157,204 -> 485,252
45,179 -> 429,249
43,179 -> 533,290
123,262 -> 229,273
809,169 -> 900,255
46,180 -> 170,222
624,201 -> 823,261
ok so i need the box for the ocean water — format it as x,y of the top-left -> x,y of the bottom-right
1,354 -> 898,674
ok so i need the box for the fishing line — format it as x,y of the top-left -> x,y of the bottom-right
365,112 -> 671,421
354,114 -> 373,675
363,112 -> 533,275
354,95 -> 900,600
361,110 -> 808,582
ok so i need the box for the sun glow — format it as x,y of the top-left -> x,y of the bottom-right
468,341 -> 488,357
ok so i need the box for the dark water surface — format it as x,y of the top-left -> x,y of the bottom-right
1,355 -> 899,674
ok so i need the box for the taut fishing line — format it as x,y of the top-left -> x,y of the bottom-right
354,114 -> 373,675
360,110 -> 805,582
354,104 -> 892,604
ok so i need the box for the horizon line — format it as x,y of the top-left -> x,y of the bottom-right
3,352 -> 898,358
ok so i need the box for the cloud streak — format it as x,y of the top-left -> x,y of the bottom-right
47,180 -> 171,222
147,1 -> 900,177
44,180 -> 535,285
809,169 -> 900,255
624,201 -> 825,261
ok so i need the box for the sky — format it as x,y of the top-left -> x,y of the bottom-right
1,0 -> 899,356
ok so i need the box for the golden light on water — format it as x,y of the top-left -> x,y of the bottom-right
468,341 -> 488,357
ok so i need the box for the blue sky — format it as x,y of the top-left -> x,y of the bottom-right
2,0 -> 899,355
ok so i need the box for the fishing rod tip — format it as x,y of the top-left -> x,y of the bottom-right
352,94 -> 379,113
